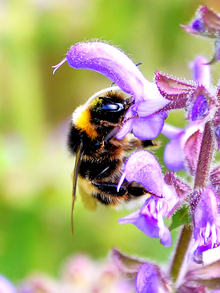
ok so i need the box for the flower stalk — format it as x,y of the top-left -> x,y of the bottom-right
170,226 -> 192,284
50,6 -> 220,292
170,121 -> 216,283
194,121 -> 215,189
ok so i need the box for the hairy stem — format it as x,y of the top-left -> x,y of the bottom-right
194,121 -> 215,189
170,121 -> 215,284
170,226 -> 192,284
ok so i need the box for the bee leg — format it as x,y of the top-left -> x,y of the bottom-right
124,137 -> 156,151
92,180 -> 148,200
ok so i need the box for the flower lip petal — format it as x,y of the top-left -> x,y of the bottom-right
132,114 -> 166,140
119,150 -> 164,197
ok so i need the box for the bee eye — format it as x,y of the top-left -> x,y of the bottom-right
99,97 -> 124,112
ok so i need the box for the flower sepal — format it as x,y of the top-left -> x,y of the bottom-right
155,71 -> 196,111
181,5 -> 220,38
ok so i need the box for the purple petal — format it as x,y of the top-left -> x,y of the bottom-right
136,84 -> 169,116
194,188 -> 218,227
132,113 -> 166,140
189,187 -> 220,261
159,225 -> 172,247
191,18 -> 205,33
162,123 -> 184,139
53,42 -> 169,117
119,197 -> 172,247
118,150 -> 163,197
64,42 -> 153,102
115,106 -> 135,140
191,56 -> 210,87
163,138 -> 184,171
136,263 -> 162,293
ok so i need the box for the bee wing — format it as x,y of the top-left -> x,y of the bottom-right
71,141 -> 84,235
77,177 -> 97,212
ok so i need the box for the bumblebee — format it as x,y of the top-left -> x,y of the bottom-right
67,86 -> 155,233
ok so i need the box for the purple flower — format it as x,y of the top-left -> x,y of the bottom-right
190,95 -> 209,121
162,122 -> 204,172
191,56 -> 210,87
188,187 -> 220,261
117,151 -> 176,247
53,42 -> 169,140
136,263 -> 168,293
182,5 -> 220,38
162,56 -> 211,171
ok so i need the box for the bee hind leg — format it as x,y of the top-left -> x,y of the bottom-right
91,180 -> 148,206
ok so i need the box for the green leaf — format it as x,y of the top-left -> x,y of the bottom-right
169,205 -> 192,231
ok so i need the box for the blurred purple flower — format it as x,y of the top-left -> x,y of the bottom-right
191,56 -> 211,87
136,263 -> 168,293
0,276 -> 17,293
117,151 -> 176,246
189,187 -> 220,261
53,42 -> 169,140
182,5 -> 220,38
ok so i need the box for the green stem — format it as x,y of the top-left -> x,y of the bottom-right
170,226 -> 192,283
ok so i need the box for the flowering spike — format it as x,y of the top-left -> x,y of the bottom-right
52,57 -> 67,75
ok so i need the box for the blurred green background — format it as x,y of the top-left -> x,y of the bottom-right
1,0 -> 220,282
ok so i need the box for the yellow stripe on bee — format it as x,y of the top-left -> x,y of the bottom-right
73,105 -> 98,140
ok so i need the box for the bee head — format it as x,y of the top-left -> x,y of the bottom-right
89,91 -> 132,124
